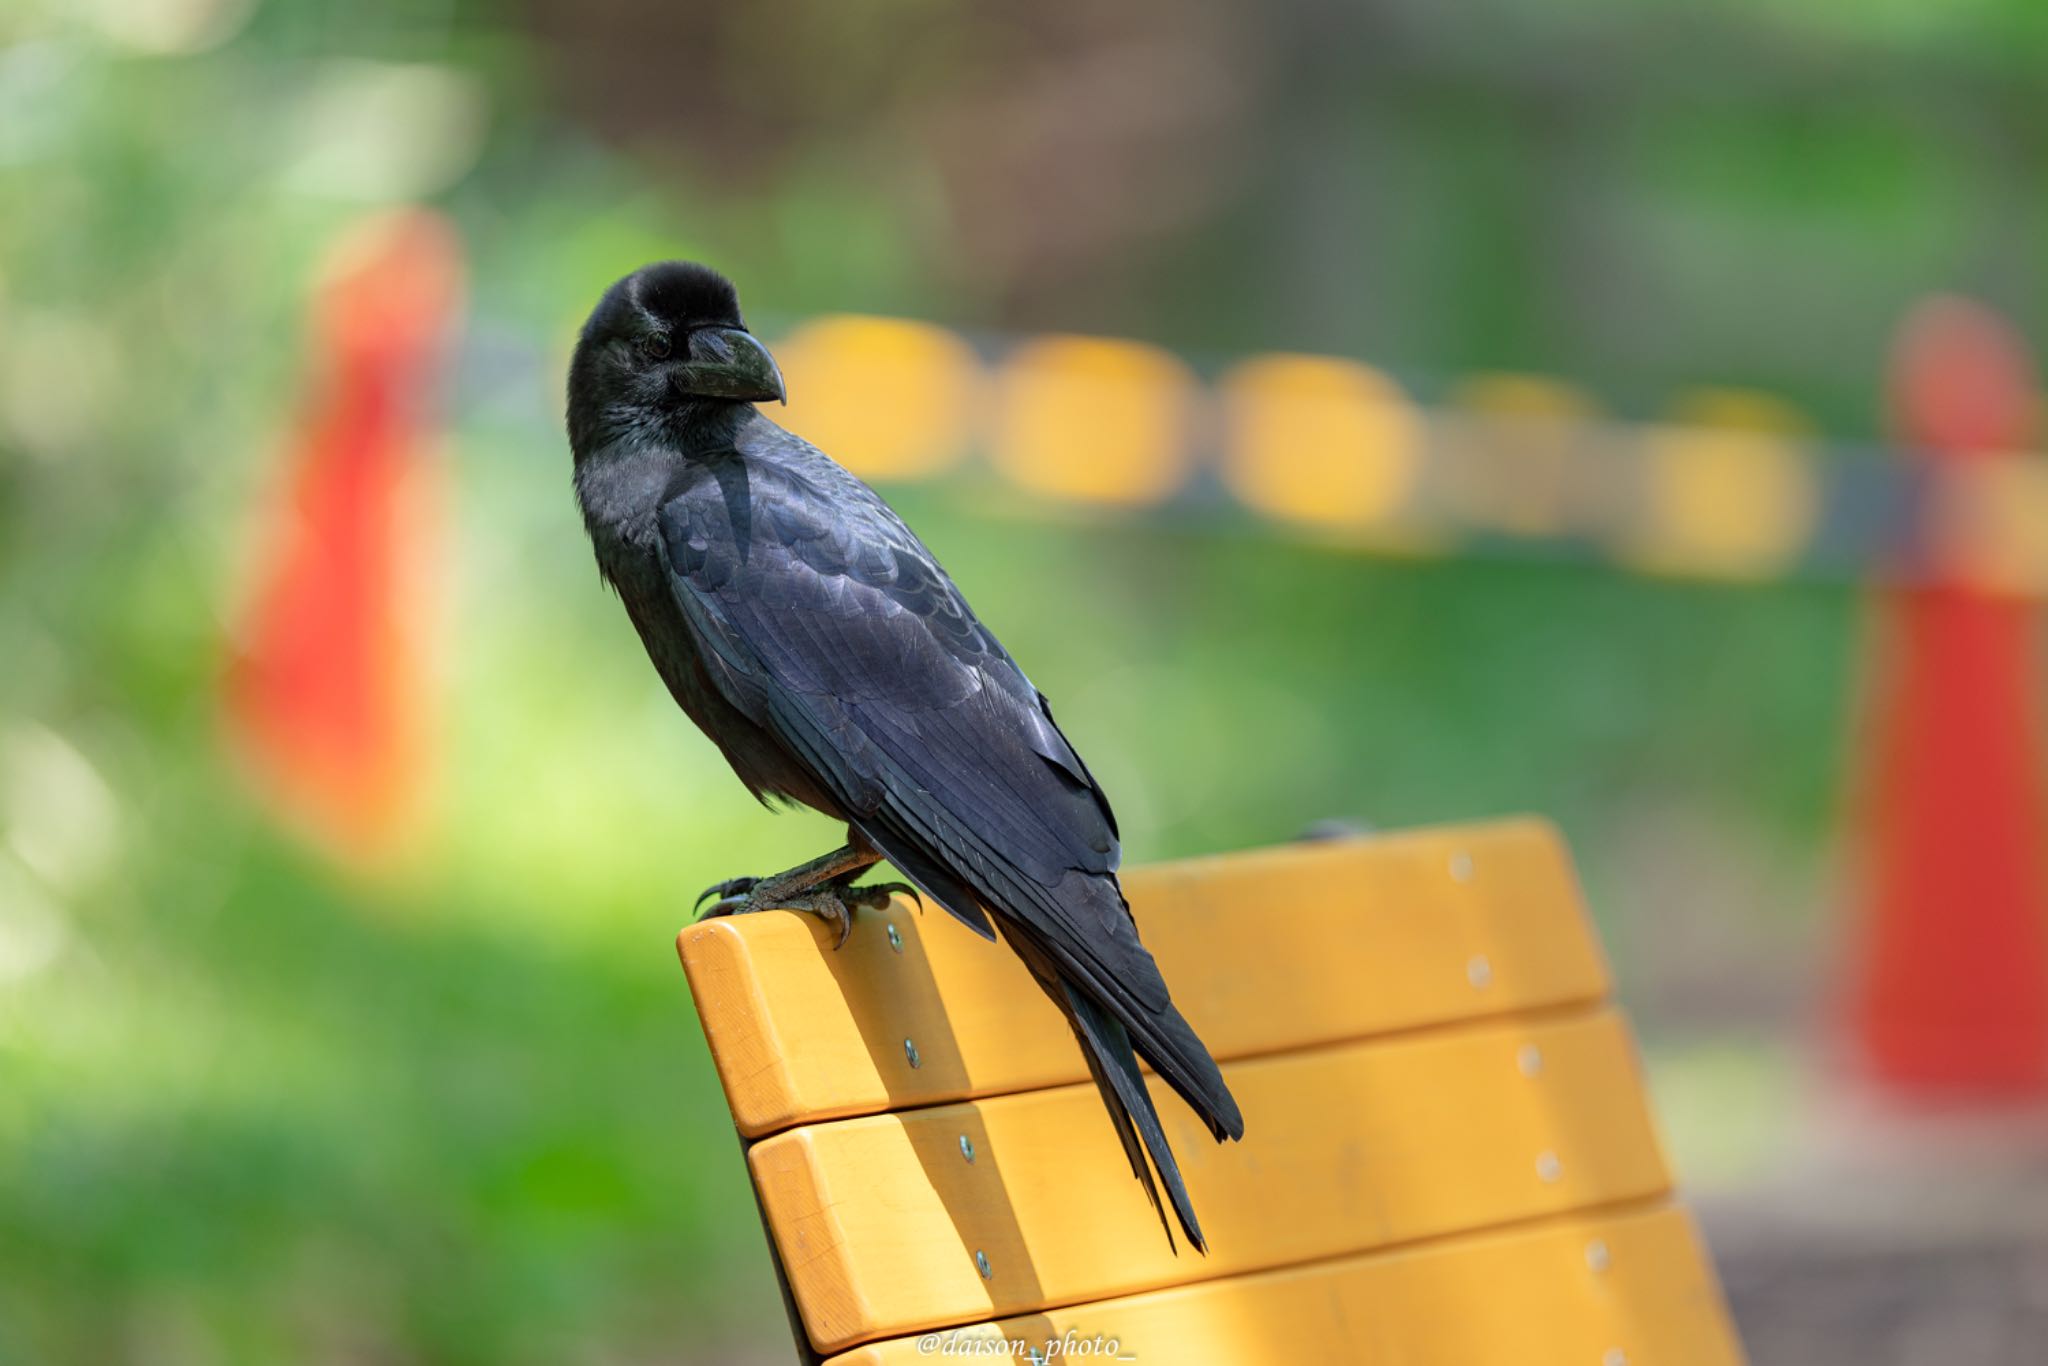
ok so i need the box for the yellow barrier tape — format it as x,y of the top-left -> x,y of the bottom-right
737,313 -> 2048,597
774,316 -> 980,480
1218,354 -> 1428,546
989,334 -> 1196,507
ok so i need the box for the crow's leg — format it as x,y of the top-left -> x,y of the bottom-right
823,825 -> 921,915
695,844 -> 907,949
693,844 -> 875,913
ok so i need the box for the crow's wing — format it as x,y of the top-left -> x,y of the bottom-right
653,451 -> 1172,1017
656,442 -> 1245,1251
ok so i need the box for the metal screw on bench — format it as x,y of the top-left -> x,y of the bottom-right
1603,1351 -> 1627,1366
1466,954 -> 1493,988
886,922 -> 903,953
959,1135 -> 975,1163
975,1249 -> 992,1278
1585,1239 -> 1611,1272
1535,1150 -> 1562,1182
1450,850 -> 1475,882
904,1038 -> 921,1068
1518,1044 -> 1543,1076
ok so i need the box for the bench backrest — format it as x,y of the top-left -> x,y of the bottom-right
677,817 -> 1747,1364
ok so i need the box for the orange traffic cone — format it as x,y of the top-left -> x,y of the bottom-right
1845,296 -> 2048,1097
222,209 -> 465,865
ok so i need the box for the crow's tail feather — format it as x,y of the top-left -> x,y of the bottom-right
1112,975 -> 1245,1146
1060,979 -> 1206,1255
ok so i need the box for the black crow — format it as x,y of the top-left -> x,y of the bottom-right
566,262 -> 1243,1251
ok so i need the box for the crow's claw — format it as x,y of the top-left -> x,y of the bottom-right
694,877 -> 759,915
697,894 -> 751,921
840,879 -> 920,911
824,895 -> 856,950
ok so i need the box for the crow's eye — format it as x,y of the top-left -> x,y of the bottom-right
640,331 -> 673,361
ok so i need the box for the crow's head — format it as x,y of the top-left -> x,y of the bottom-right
567,261 -> 785,454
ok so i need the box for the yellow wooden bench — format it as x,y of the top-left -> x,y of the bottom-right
677,817 -> 1747,1364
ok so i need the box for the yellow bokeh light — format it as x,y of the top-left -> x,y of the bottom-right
1455,374 -> 1597,421
1930,455 -> 2048,596
1440,374 -> 1603,538
1621,425 -> 1818,581
772,316 -> 983,482
1669,387 -> 1813,436
1218,354 -> 1423,537
989,335 -> 1196,506
1615,388 -> 1818,581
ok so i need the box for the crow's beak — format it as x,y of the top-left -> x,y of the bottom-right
672,327 -> 787,405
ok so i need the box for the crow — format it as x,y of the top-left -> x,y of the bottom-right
566,262 -> 1243,1252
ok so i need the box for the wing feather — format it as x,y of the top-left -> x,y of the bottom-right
652,455 -> 1159,998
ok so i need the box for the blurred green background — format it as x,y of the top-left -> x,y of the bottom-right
4,0 -> 2045,1361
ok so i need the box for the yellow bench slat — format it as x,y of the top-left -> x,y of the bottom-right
751,1006 -> 1668,1354
823,1201 -> 1742,1365
681,817 -> 1607,1137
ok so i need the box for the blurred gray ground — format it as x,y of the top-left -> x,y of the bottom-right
1717,1233 -> 2048,1365
1699,1111 -> 2048,1366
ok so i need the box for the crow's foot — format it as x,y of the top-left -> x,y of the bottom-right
695,884 -> 863,950
694,873 -> 919,950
